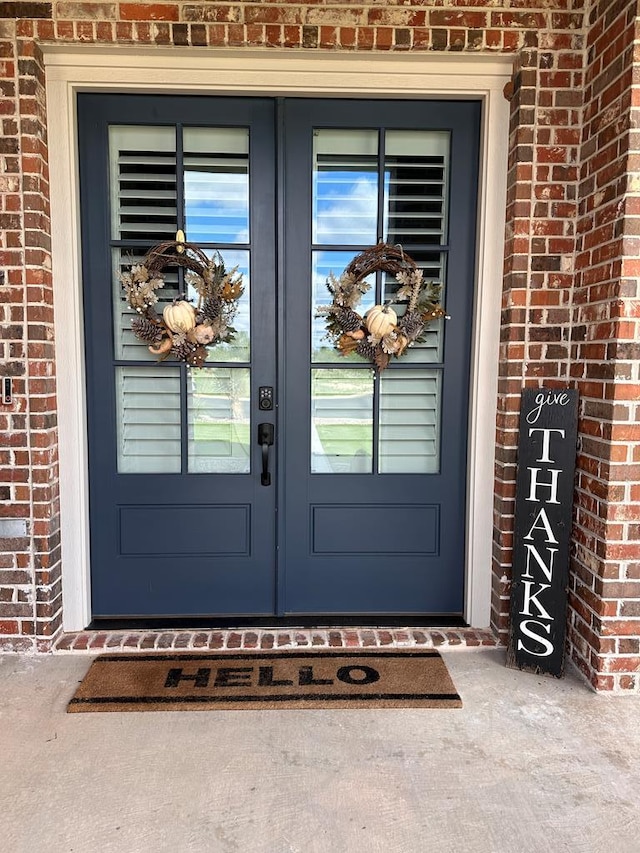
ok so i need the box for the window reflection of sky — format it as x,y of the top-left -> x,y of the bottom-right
312,250 -> 375,358
314,173 -> 378,245
183,167 -> 251,361
311,166 -> 391,357
184,170 -> 249,244
185,248 -> 251,363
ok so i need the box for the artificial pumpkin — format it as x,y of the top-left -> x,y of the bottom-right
148,336 -> 172,357
163,300 -> 196,333
365,304 -> 398,339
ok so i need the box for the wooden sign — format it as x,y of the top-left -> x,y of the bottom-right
506,388 -> 579,678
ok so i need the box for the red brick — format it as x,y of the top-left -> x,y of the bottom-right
120,4 -> 178,22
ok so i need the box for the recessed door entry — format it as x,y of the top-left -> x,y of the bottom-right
78,94 -> 480,622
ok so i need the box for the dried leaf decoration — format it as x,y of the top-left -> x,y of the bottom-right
120,240 -> 244,367
315,242 -> 448,373
221,278 -> 243,302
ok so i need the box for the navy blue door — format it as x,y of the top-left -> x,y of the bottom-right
79,94 -> 479,621
281,100 -> 480,617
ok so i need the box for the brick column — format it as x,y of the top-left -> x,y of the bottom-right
570,0 -> 640,691
493,34 -> 584,644
0,10 -> 60,651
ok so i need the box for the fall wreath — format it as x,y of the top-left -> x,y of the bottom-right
119,239 -> 243,367
316,243 -> 447,372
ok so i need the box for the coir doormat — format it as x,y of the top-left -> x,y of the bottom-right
67,650 -> 462,712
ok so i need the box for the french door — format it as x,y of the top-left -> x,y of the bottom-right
78,94 -> 480,622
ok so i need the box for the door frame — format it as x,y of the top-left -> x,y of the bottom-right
44,46 -> 512,631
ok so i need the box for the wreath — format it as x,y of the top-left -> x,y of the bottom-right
119,239 -> 243,367
316,243 -> 447,372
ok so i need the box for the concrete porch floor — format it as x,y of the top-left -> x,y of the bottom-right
2,648 -> 639,853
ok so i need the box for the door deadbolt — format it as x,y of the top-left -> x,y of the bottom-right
259,386 -> 274,411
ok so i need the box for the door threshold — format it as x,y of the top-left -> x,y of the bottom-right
88,613 -> 467,631
54,625 -> 500,654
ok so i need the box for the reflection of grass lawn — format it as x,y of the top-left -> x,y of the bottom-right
194,422 -> 249,446
316,424 -> 371,456
194,422 -> 370,458
313,366 -> 373,397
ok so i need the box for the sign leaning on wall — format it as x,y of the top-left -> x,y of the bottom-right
506,388 -> 579,678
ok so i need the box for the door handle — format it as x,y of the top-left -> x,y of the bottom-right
258,423 -> 274,486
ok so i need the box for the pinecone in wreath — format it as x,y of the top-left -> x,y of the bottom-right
335,307 -> 363,333
131,316 -> 163,344
398,310 -> 424,342
200,296 -> 223,323
171,336 -> 197,362
356,339 -> 379,362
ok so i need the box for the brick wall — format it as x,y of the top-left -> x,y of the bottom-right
0,0 -> 638,691
1,17 -> 60,651
569,0 -> 640,690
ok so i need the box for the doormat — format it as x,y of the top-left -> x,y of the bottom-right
67,650 -> 462,712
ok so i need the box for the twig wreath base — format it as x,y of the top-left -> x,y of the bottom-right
119,240 -> 243,367
316,242 -> 447,372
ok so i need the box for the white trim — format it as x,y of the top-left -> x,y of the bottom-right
44,46 -> 511,631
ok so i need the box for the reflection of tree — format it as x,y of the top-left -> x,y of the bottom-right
314,367 -> 373,398
208,330 -> 250,364
191,365 -> 250,399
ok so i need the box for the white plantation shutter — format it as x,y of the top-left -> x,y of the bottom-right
109,127 -> 180,361
109,127 -> 182,474
112,248 -> 180,361
383,131 -> 449,366
379,370 -> 441,474
116,367 -> 181,473
384,130 -> 449,246
109,126 -> 177,242
108,125 -> 253,475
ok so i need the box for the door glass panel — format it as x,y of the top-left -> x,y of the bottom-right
188,368 -> 250,473
379,369 -> 441,474
311,250 -> 375,362
116,367 -> 181,473
382,252 -> 447,365
183,127 -> 249,244
113,247 -> 180,361
384,130 -> 450,246
313,130 -> 378,245
311,369 -> 373,473
382,131 -> 450,366
110,125 -> 253,474
186,249 -> 251,364
109,126 -> 176,242
310,128 -> 451,475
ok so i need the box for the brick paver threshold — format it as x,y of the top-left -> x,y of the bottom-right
54,627 -> 499,654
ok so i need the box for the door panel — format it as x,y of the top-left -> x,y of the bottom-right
79,94 -> 276,618
282,99 -> 480,616
79,94 -> 479,622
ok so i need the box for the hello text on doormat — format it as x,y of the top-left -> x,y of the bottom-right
67,650 -> 462,712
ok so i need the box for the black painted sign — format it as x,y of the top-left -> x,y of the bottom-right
506,388 -> 579,678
